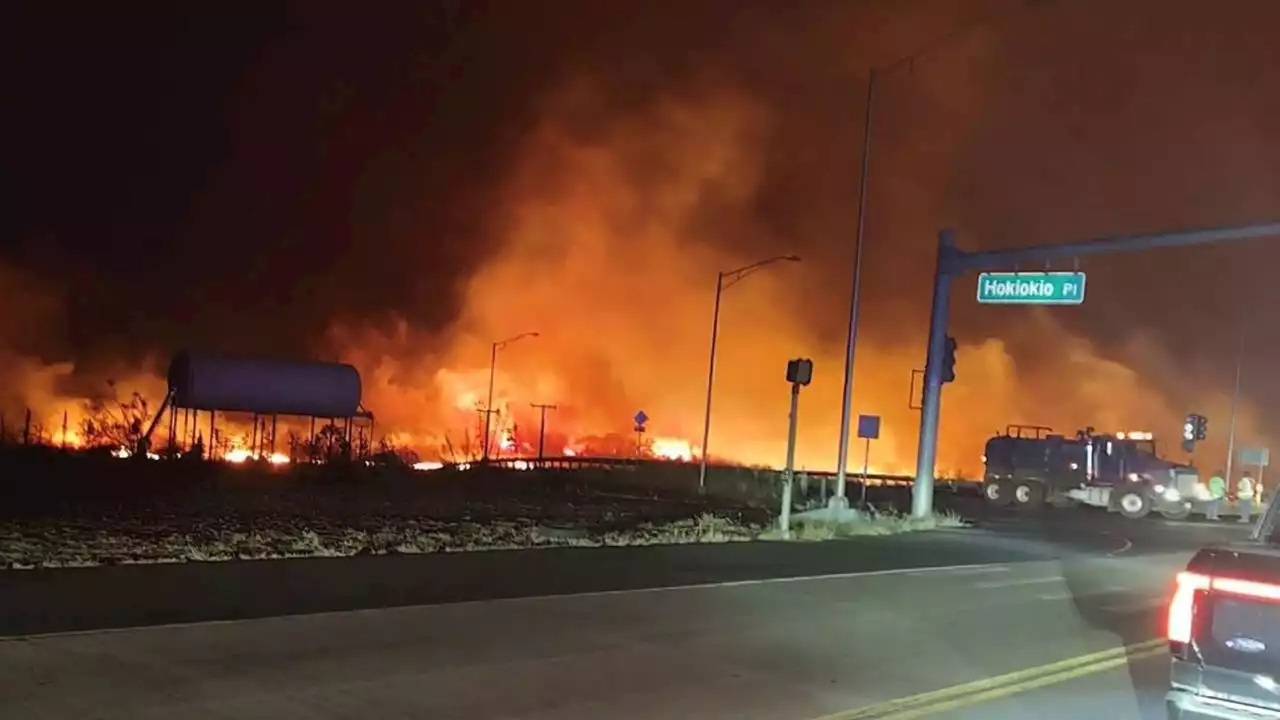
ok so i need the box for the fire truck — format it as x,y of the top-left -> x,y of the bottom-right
982,425 -> 1210,520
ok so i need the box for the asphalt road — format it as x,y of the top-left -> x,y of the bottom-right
0,508 -> 1259,719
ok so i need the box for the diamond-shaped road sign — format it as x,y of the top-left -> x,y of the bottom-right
634,410 -> 648,427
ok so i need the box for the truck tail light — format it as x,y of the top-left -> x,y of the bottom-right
1168,571 -> 1280,643
1169,572 -> 1210,643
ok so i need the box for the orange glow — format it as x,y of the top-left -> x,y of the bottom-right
224,448 -> 290,465
0,74 -> 1268,477
652,437 -> 694,462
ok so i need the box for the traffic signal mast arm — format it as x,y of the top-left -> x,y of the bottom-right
950,221 -> 1280,273
911,220 -> 1280,519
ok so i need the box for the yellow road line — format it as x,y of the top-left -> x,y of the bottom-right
875,646 -> 1167,719
811,638 -> 1165,720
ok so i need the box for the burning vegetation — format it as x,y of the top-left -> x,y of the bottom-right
1,36 -> 1272,476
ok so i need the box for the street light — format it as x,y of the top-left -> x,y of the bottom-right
1224,309 -> 1245,487
483,331 -> 539,461
698,255 -> 801,491
831,3 -> 1045,509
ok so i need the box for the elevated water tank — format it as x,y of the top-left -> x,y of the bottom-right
167,351 -> 363,418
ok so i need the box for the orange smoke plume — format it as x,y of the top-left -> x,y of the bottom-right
2,64 -> 1270,477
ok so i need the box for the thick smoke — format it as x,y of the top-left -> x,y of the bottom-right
334,68 -> 1264,474
3,0 -> 1276,474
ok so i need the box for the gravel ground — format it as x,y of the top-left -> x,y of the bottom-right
0,512 -> 766,570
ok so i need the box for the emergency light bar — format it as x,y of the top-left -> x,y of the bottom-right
1116,431 -> 1153,441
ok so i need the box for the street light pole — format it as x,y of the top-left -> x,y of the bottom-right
832,68 -> 876,509
697,255 -> 801,492
482,331 -> 539,462
698,272 -> 725,491
831,2 -> 1046,509
1225,314 -> 1245,486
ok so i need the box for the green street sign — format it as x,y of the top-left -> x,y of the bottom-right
976,271 -> 1087,305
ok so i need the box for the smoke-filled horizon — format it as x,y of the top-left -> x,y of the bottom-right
5,0 -> 1280,474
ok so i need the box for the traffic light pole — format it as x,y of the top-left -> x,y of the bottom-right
912,230 -> 958,518
912,220 -> 1280,519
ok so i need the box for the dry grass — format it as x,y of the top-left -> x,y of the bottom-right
759,508 -> 970,541
0,512 -> 769,570
0,508 -> 970,568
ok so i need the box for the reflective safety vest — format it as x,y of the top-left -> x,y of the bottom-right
1209,475 -> 1227,499
1239,476 -> 1256,499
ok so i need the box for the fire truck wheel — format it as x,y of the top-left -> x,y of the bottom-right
1012,481 -> 1046,509
983,479 -> 1013,506
1117,487 -> 1152,519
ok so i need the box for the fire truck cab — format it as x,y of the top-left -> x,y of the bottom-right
982,425 -> 1207,520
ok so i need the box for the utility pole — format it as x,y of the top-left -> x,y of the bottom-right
530,403 -> 557,462
913,221 -> 1280,519
475,407 -> 496,460
1225,313 -> 1245,485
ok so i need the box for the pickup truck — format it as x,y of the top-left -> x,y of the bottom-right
1167,499 -> 1280,718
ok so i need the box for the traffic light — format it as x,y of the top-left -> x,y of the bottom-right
941,335 -> 957,384
1182,413 -> 1208,452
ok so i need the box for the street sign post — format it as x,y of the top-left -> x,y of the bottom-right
1241,447 -> 1270,496
976,271 -> 1087,305
856,414 -> 880,507
634,411 -> 648,457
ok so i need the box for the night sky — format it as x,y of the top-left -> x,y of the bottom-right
6,0 -> 1280,470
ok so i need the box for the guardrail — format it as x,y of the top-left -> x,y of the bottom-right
448,455 -> 976,489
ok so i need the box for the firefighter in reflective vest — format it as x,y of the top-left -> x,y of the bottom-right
1207,471 -> 1227,520
1239,471 -> 1257,524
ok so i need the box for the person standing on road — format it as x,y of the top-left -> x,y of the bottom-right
1239,471 -> 1257,524
1207,471 -> 1227,520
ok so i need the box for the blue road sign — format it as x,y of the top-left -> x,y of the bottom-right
857,414 -> 881,440
634,410 -> 648,426
976,271 -> 1087,305
1241,448 -> 1270,467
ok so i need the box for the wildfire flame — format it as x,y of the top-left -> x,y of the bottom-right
224,448 -> 290,465
2,57 -> 1270,477
652,437 -> 694,462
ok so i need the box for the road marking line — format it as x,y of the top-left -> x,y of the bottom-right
809,638 -> 1164,720
973,576 -> 1062,589
930,566 -> 1010,576
874,646 -> 1168,719
1035,592 -> 1074,601
0,561 -> 1014,641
